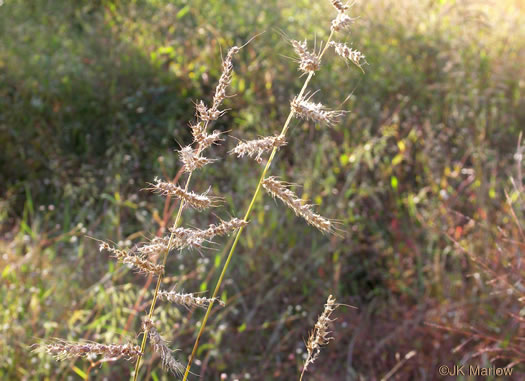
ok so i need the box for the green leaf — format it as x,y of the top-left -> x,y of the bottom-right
391,176 -> 398,190
177,5 -> 190,19
72,366 -> 88,380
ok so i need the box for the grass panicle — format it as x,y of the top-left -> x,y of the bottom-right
99,241 -> 164,275
262,177 -> 333,234
329,41 -> 366,70
179,146 -> 216,173
291,39 -> 321,74
300,295 -> 338,380
230,134 -> 287,163
142,319 -> 184,376
37,340 -> 141,362
158,290 -> 225,309
291,93 -> 345,126
148,177 -> 219,210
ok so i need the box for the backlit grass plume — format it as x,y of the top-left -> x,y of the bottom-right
36,40 -> 249,380
300,295 -> 339,380
182,1 -> 364,379
36,340 -> 141,363
263,177 -> 333,234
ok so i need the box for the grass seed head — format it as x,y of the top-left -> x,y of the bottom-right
303,295 -> 338,372
37,340 -> 141,362
230,135 -> 287,163
291,94 -> 344,126
330,0 -> 349,13
142,319 -> 183,376
331,12 -> 354,32
99,241 -> 164,275
158,290 -> 225,309
179,146 -> 215,173
329,41 -> 365,70
291,40 -> 321,74
148,177 -> 218,210
262,177 -> 333,234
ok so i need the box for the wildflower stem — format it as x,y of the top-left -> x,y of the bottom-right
182,29 -> 335,381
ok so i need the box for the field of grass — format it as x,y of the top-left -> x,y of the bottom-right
1,0 -> 524,380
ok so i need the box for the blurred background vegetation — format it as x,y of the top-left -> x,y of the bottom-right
1,0 -> 524,379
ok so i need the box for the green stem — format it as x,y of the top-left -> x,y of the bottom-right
182,30 -> 335,381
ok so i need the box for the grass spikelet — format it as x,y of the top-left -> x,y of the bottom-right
331,12 -> 354,32
329,41 -> 365,71
330,0 -> 349,13
169,217 -> 249,249
142,319 -> 183,376
37,340 -> 141,362
230,134 -> 287,163
291,94 -> 345,126
194,46 -> 240,122
99,241 -> 164,275
300,295 -> 338,379
179,146 -> 215,172
148,177 -> 217,210
262,177 -> 333,234
212,46 -> 240,112
291,40 -> 321,74
158,290 -> 225,309
198,130 -> 223,150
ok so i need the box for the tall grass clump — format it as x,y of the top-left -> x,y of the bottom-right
181,1 -> 364,378
34,39 -> 249,379
34,0 -> 365,379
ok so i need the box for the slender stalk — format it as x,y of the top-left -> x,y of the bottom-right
132,173 -> 191,381
133,113 -> 211,379
300,366 -> 307,381
182,30 -> 335,381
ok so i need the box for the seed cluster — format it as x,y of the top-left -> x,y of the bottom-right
158,290 -> 225,309
142,319 -> 183,376
262,177 -> 332,234
179,146 -> 215,173
169,218 -> 249,249
304,295 -> 338,371
230,135 -> 287,163
291,40 -> 321,74
329,41 -> 365,69
331,12 -> 354,32
99,242 -> 164,275
149,178 -> 217,210
39,340 -> 141,362
291,95 -> 344,126
330,0 -> 349,12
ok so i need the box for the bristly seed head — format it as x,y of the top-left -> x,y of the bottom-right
142,319 -> 183,376
330,0 -> 349,12
329,41 -> 365,71
148,177 -> 218,210
291,94 -> 345,126
158,290 -> 225,309
331,12 -> 354,32
169,217 -> 249,249
99,241 -> 164,275
212,46 -> 240,112
291,40 -> 321,74
36,340 -> 141,362
262,177 -> 333,234
303,295 -> 338,372
179,146 -> 215,173
230,135 -> 287,163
